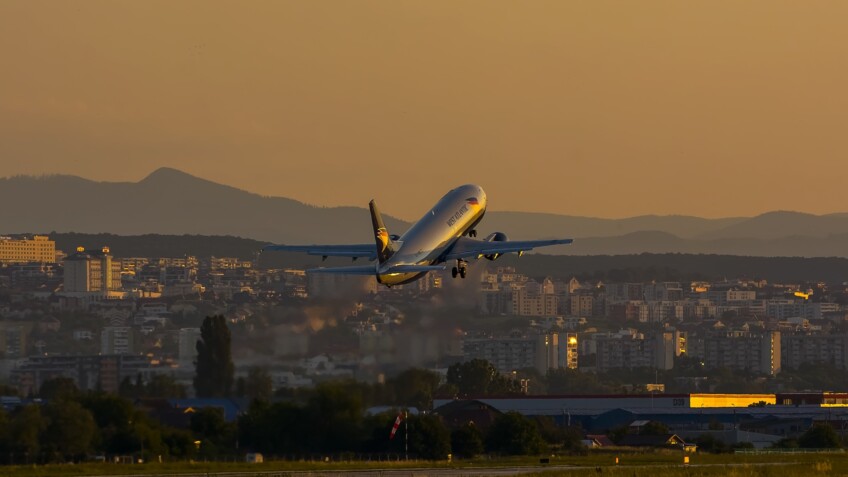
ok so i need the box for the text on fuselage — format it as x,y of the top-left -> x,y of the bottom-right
446,204 -> 468,227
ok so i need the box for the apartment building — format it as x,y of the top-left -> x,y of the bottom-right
63,246 -> 122,293
101,326 -> 134,355
512,289 -> 558,316
782,334 -> 848,370
595,331 -> 675,371
463,333 -> 559,374
0,235 -> 56,263
699,331 -> 781,375
13,354 -> 152,395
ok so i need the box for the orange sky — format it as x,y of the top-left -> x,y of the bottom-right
1,1 -> 847,220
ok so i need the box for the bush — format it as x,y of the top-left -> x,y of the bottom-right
451,425 -> 483,458
485,412 -> 546,456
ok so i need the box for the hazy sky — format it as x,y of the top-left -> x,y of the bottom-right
2,1 -> 847,220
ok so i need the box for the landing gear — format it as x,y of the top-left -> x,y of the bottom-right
452,259 -> 468,279
468,229 -> 477,238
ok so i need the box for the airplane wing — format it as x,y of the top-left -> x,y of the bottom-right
263,244 -> 376,260
444,237 -> 573,260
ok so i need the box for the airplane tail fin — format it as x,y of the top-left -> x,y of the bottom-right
370,200 -> 395,264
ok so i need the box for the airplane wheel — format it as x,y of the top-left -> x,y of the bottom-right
459,267 -> 467,279
451,267 -> 458,278
469,229 -> 477,237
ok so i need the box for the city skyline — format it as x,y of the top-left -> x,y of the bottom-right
2,2 -> 847,219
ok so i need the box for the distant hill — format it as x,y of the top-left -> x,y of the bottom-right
0,168 -> 409,244
3,168 -> 848,257
698,211 -> 848,239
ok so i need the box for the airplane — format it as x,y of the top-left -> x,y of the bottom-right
262,184 -> 573,287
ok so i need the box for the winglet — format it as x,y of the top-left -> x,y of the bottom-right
369,200 -> 395,264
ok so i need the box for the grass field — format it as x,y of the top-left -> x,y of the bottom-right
0,452 -> 846,477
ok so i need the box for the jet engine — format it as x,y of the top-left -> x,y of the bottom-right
483,232 -> 508,260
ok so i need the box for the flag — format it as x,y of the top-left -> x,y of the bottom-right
389,412 -> 403,440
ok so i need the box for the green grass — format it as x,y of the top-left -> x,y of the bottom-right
0,452 -> 846,477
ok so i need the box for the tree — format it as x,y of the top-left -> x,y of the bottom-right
10,405 -> 46,457
446,359 -> 520,397
38,377 -> 79,401
304,382 -> 364,452
407,415 -> 451,460
161,427 -> 197,458
639,421 -> 670,436
79,393 -> 134,454
771,437 -> 799,449
235,367 -> 273,402
41,400 -> 97,460
534,417 -> 583,452
239,400 -> 307,454
0,409 -> 10,455
190,407 -> 236,457
694,434 -> 729,454
485,411 -> 546,456
546,368 -> 614,394
194,315 -> 235,397
388,368 -> 442,410
145,374 -> 187,398
798,424 -> 841,449
451,424 -> 484,458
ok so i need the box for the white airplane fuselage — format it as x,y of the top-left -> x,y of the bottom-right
376,184 -> 487,286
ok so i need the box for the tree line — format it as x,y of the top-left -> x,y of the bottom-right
0,376 -> 583,464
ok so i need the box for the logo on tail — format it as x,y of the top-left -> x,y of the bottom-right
376,228 -> 389,252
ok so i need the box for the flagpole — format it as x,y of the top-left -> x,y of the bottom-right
404,410 -> 408,461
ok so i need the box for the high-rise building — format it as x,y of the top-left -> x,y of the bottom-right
699,331 -> 781,375
595,331 -> 675,371
569,293 -> 594,317
63,246 -> 122,293
0,235 -> 56,263
101,326 -> 134,355
178,328 -> 202,366
782,334 -> 848,370
0,321 -> 34,358
564,333 -> 578,369
512,289 -> 558,316
12,354 -> 152,395
463,333 -> 560,375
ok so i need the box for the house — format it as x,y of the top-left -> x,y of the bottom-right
585,434 -> 615,447
432,399 -> 503,431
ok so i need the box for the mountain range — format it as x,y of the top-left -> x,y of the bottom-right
2,168 -> 848,257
